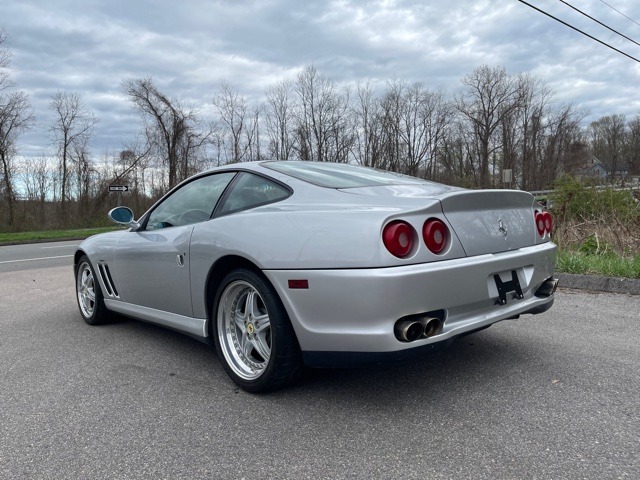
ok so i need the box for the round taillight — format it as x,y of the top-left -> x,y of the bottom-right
383,221 -> 414,258
422,218 -> 448,254
543,211 -> 553,233
535,211 -> 546,236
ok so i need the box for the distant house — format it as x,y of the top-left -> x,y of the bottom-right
579,156 -> 628,182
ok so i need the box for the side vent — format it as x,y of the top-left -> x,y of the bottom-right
97,263 -> 119,298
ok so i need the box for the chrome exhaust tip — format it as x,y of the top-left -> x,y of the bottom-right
421,317 -> 443,338
394,320 -> 424,342
395,313 -> 445,342
535,277 -> 559,297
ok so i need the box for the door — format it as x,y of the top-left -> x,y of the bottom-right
113,172 -> 236,317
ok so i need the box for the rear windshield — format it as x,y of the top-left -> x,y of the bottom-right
262,161 -> 429,188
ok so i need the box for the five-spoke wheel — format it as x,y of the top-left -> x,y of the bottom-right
214,269 -> 301,392
75,256 -> 109,325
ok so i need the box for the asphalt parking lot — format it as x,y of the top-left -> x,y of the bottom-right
0,247 -> 638,479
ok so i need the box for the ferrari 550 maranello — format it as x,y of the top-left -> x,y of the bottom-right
74,161 -> 558,392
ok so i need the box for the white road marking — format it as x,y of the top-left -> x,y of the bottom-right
0,255 -> 73,264
41,245 -> 78,249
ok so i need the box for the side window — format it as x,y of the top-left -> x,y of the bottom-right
146,172 -> 236,229
218,172 -> 290,216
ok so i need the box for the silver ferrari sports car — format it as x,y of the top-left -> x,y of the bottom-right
74,161 -> 558,392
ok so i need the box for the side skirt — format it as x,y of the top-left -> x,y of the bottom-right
104,299 -> 208,342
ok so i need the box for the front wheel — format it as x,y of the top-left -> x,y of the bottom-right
76,256 -> 109,325
213,269 -> 302,392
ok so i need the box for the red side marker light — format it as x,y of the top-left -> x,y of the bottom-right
288,279 -> 309,289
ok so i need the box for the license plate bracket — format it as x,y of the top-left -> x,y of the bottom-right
493,270 -> 524,305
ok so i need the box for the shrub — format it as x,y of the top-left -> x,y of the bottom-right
548,175 -> 640,256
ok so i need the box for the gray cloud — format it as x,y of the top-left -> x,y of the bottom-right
3,0 -> 640,156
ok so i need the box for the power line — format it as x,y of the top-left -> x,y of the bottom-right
559,0 -> 640,47
599,0 -> 640,29
516,0 -> 640,63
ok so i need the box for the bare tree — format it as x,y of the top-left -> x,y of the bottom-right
264,80 -> 296,160
352,80 -> 382,168
590,114 -> 627,182
208,122 -> 226,167
48,91 -> 97,221
71,133 -> 93,210
378,79 -> 405,172
123,77 -> 209,189
20,156 -> 52,223
212,81 -> 255,163
537,104 -> 585,189
0,30 -> 35,227
398,84 -> 452,179
456,65 -> 522,187
439,119 -> 481,187
245,104 -> 262,161
293,65 -> 351,162
627,114 -> 640,175
118,134 -> 152,210
0,28 -> 12,92
0,91 -> 34,226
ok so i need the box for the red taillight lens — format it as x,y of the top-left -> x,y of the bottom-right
535,211 -> 546,236
543,211 -> 553,233
535,210 -> 553,236
383,221 -> 414,258
422,218 -> 448,254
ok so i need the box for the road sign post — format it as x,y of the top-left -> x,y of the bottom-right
502,169 -> 512,189
109,185 -> 129,206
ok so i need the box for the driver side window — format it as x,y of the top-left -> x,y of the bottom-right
146,172 -> 236,229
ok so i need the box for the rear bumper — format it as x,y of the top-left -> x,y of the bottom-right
302,298 -> 554,367
264,242 -> 557,365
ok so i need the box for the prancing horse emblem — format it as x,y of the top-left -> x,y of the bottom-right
498,219 -> 508,239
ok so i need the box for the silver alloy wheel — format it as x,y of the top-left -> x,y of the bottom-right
217,280 -> 272,381
77,261 -> 96,318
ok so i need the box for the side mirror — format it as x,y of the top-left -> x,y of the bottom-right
108,207 -> 140,230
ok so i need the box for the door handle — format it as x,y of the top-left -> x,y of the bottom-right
176,254 -> 185,267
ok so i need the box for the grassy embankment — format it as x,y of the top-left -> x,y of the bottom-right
548,176 -> 639,279
0,227 -> 119,245
556,250 -> 640,278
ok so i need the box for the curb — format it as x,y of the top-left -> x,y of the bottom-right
557,273 -> 640,296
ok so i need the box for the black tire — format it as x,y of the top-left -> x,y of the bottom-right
75,255 -> 110,325
213,268 -> 302,392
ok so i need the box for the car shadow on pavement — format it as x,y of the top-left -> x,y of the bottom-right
288,326 -> 549,402
87,313 -> 550,402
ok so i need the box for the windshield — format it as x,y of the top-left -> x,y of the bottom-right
263,161 -> 432,188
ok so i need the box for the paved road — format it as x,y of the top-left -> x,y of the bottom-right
0,241 -> 80,273
0,265 -> 638,479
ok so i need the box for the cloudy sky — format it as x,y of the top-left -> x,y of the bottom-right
2,0 -> 640,157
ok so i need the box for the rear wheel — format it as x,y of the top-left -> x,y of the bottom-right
76,256 -> 109,325
213,269 -> 302,392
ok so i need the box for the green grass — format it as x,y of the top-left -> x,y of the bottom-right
0,227 -> 120,245
556,251 -> 640,279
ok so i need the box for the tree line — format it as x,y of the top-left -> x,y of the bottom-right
2,29 -> 640,231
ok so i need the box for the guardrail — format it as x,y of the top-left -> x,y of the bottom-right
529,185 -> 639,198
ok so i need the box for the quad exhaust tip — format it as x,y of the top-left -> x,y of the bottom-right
394,317 -> 443,343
